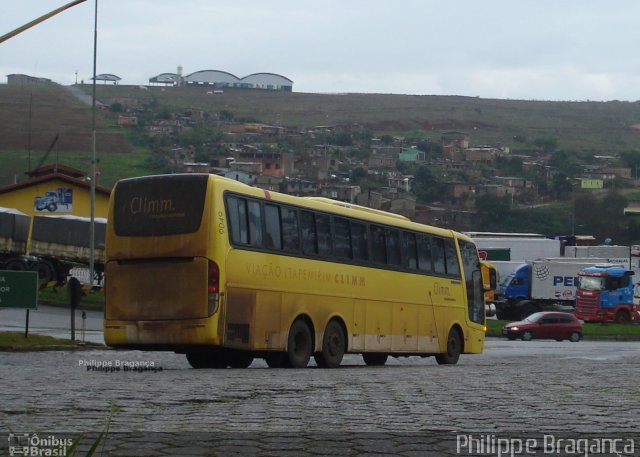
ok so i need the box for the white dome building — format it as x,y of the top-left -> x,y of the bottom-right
180,70 -> 293,91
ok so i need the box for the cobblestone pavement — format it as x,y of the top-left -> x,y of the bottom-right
2,339 -> 639,456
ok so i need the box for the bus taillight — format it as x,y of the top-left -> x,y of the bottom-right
208,261 -> 220,315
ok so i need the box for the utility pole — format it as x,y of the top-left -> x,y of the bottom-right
0,0 -> 87,44
89,0 -> 98,288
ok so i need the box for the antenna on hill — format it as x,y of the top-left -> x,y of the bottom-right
27,93 -> 33,170
31,133 -> 60,172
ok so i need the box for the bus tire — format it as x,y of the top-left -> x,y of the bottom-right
436,328 -> 462,365
362,353 -> 388,366
265,352 -> 289,368
228,352 -> 254,369
314,319 -> 345,368
286,319 -> 313,368
186,350 -> 229,369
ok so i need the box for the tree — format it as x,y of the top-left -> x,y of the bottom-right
110,102 -> 123,113
328,131 -> 353,146
474,194 -> 512,230
380,135 -> 394,145
533,137 -> 558,152
495,156 -> 523,176
218,110 -> 234,121
550,172 -> 573,199
618,150 -> 640,178
412,166 -> 445,203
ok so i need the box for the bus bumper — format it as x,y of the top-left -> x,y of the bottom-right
104,318 -> 221,347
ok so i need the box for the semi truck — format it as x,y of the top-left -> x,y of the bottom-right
30,215 -> 107,285
496,259 -> 604,320
0,207 -> 106,287
575,264 -> 639,323
0,206 -> 35,270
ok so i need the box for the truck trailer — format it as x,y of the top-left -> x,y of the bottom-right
470,236 -> 562,262
0,206 -> 33,270
30,215 -> 107,285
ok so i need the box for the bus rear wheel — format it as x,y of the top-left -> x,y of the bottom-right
286,319 -> 313,368
314,319 -> 345,368
228,351 -> 254,368
436,328 -> 462,365
186,349 -> 229,369
362,353 -> 388,366
265,352 -> 290,368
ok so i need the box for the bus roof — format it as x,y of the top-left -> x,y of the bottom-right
205,174 -> 460,240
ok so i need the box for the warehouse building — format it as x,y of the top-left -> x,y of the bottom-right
149,69 -> 293,91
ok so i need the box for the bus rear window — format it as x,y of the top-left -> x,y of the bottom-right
113,175 -> 208,236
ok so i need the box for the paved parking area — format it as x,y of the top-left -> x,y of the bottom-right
2,339 -> 639,456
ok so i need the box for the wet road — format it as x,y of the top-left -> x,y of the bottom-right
1,339 -> 639,456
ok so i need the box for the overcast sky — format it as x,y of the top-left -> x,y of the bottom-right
2,1 -> 640,101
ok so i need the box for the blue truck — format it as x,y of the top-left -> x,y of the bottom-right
496,260 -> 597,320
575,264 -> 639,323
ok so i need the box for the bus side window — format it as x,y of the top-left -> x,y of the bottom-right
301,210 -> 317,255
334,217 -> 351,258
385,228 -> 401,266
370,225 -> 386,264
444,238 -> 460,277
316,213 -> 332,256
264,204 -> 282,249
351,221 -> 368,261
247,200 -> 263,247
417,234 -> 433,272
432,237 -> 446,275
227,196 -> 248,244
281,207 -> 300,252
401,231 -> 417,270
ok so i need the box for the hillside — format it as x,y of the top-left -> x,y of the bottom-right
0,84 -> 134,186
3,83 -> 640,188
87,84 -> 640,152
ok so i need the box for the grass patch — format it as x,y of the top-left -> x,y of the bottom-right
0,331 -> 78,347
486,318 -> 640,340
38,286 -> 104,311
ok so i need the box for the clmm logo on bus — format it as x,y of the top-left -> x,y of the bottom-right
129,196 -> 176,215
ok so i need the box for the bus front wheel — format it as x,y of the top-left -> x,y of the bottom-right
435,328 -> 462,365
314,319 -> 345,368
286,319 -> 313,368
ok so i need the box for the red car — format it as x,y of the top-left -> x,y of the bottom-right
502,311 -> 582,342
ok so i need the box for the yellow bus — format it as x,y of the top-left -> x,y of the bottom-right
104,174 -> 486,368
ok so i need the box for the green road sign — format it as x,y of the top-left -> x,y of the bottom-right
0,270 -> 38,309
